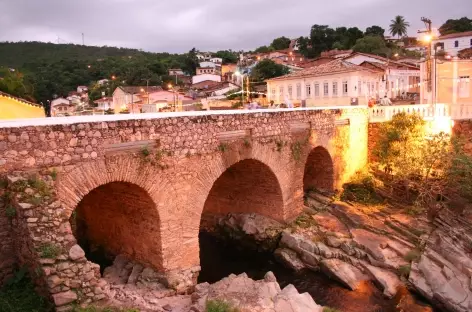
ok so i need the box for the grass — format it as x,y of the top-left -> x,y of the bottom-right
243,138 -> 251,148
293,213 -> 318,229
27,175 -> 50,197
404,249 -> 421,262
0,269 -> 53,312
140,146 -> 151,158
38,243 -> 61,259
205,300 -> 239,312
50,169 -> 57,181
291,141 -> 302,162
323,307 -> 343,312
28,196 -> 43,206
275,140 -> 284,152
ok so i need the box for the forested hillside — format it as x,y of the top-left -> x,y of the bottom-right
0,42 -> 200,104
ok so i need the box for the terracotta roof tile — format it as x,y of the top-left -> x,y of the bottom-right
120,86 -> 163,94
437,31 -> 472,40
266,59 -> 377,81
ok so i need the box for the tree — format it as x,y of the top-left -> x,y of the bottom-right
270,37 -> 291,50
254,46 -> 273,53
250,59 -> 289,81
373,113 -> 472,217
439,17 -> 472,35
213,50 -> 238,64
389,16 -> 410,39
352,35 -> 390,57
182,48 -> 199,76
365,25 -> 386,38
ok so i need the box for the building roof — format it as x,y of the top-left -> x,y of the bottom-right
266,59 -> 379,82
119,86 -> 163,94
94,97 -> 113,103
342,52 -> 420,70
437,31 -> 472,40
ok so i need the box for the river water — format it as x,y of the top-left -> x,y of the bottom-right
199,232 -> 439,312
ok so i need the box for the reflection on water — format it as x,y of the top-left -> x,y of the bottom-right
199,232 -> 438,312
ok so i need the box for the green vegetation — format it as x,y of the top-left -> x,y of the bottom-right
389,16 -> 410,39
243,138 -> 251,148
205,300 -> 239,312
291,141 -> 303,162
140,146 -> 151,158
38,243 -> 61,259
323,307 -> 343,312
398,264 -> 412,278
439,17 -> 472,35
5,205 -> 16,219
27,175 -> 50,197
373,113 -> 472,217
293,213 -> 318,229
49,169 -> 57,181
404,249 -> 421,262
275,140 -> 285,152
73,307 -> 139,312
353,36 -> 390,57
341,171 -> 383,205
0,269 -> 53,312
218,143 -> 229,153
250,59 -> 289,82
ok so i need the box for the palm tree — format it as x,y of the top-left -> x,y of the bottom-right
389,16 -> 410,39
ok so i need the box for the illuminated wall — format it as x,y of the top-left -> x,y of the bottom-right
0,94 -> 45,119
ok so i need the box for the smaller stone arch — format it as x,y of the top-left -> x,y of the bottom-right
202,158 -> 285,221
303,146 -> 335,193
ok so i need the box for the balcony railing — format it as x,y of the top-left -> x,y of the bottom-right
369,103 -> 472,122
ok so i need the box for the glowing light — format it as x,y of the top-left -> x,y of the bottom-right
168,84 -> 173,89
430,116 -> 453,135
422,34 -> 432,43
140,88 -> 145,92
111,75 -> 116,80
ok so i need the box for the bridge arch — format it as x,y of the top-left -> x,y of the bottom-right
56,156 -> 165,271
202,158 -> 285,220
303,146 -> 335,193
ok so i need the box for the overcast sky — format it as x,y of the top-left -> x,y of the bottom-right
0,0 -> 471,53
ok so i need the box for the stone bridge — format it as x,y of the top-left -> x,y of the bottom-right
0,108 -> 368,307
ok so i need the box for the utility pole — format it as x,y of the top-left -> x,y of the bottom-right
418,17 -> 435,105
141,78 -> 151,105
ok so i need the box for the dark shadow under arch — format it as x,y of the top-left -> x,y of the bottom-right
70,181 -> 162,272
303,146 -> 335,193
202,159 -> 285,221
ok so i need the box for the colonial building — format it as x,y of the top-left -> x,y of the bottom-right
420,58 -> 472,105
0,91 -> 44,119
93,97 -> 114,111
433,31 -> 472,57
50,97 -> 75,117
266,59 -> 384,106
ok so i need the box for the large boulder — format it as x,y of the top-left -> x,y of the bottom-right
363,264 -> 401,298
274,248 -> 305,271
320,259 -> 367,291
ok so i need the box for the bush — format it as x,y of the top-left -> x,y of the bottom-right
205,300 -> 239,312
341,171 -> 383,205
0,269 -> 52,312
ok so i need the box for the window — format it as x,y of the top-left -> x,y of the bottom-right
458,76 -> 470,98
288,85 -> 293,99
332,82 -> 338,96
367,82 -> 371,95
376,82 -> 379,94
314,83 -> 320,97
306,84 -> 312,98
470,39 -> 472,46
271,88 -> 276,97
323,82 -> 329,97
279,86 -> 284,97
358,81 -> 362,94
296,83 -> 301,99
454,40 -> 459,48
391,81 -> 394,91
342,81 -> 348,95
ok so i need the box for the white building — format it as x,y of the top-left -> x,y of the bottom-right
266,59 -> 384,106
77,86 -> 88,93
97,79 -> 109,86
94,97 -> 113,111
433,31 -> 472,56
192,74 -> 221,85
210,57 -> 223,64
342,52 -> 420,98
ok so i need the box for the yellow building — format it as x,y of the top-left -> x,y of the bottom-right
0,91 -> 45,119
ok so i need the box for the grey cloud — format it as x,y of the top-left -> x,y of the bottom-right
0,0 -> 471,53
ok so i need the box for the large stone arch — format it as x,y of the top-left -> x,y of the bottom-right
56,156 -> 167,271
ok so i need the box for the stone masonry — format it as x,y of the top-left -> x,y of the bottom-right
0,108 -> 368,309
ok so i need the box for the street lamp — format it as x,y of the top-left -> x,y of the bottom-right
111,75 -> 116,80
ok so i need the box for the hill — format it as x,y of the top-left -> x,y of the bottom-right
0,42 -> 155,68
0,42 -> 199,105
